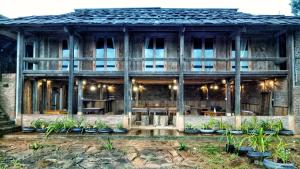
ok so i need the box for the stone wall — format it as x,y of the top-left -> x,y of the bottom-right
0,73 -> 16,120
21,114 -> 123,127
294,31 -> 300,134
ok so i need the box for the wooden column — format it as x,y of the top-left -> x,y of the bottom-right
225,79 -> 231,114
124,29 -> 131,114
287,31 -> 295,115
77,80 -> 83,115
178,29 -> 185,114
33,38 -> 39,71
15,31 -> 25,122
32,80 -> 38,114
67,34 -> 75,116
234,33 -> 241,115
59,87 -> 63,110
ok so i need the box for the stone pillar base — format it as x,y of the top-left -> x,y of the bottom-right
15,114 -> 22,126
77,112 -> 83,116
288,115 -> 295,132
235,115 -> 242,130
123,113 -> 130,129
176,113 -> 185,131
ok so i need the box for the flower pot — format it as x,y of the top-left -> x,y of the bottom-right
247,151 -> 271,162
225,144 -> 235,153
71,128 -> 83,133
113,128 -> 128,134
247,129 -> 257,135
184,128 -> 199,134
85,128 -> 98,134
263,158 -> 296,169
264,130 -> 276,135
36,128 -> 47,133
199,129 -> 216,134
22,127 -> 35,133
98,128 -> 113,134
230,130 -> 243,135
216,129 -> 226,135
60,128 -> 68,133
238,146 -> 254,156
279,130 -> 294,136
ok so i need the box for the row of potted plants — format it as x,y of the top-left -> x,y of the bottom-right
184,117 -> 294,136
22,118 -> 128,136
223,128 -> 296,169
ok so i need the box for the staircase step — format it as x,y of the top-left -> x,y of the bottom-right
0,120 -> 14,126
0,125 -> 21,136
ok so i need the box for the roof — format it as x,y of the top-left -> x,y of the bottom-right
1,8 -> 300,26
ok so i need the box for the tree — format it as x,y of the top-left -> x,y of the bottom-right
291,0 -> 300,16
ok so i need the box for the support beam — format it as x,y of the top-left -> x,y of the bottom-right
124,29 -> 131,114
287,31 -> 295,115
225,79 -> 232,115
67,34 -> 75,116
32,80 -> 38,114
15,31 -> 25,125
234,33 -> 241,115
77,80 -> 83,115
178,29 -> 185,114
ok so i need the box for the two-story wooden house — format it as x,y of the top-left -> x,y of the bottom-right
1,8 -> 300,132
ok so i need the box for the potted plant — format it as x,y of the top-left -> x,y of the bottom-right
259,120 -> 276,135
22,125 -> 35,133
224,130 -> 235,153
263,138 -> 296,169
84,122 -> 97,134
184,123 -> 199,134
234,137 -> 253,156
31,119 -> 48,133
199,118 -> 216,134
241,117 -> 258,134
95,120 -> 113,134
215,118 -> 232,135
247,128 -> 272,162
113,123 -> 128,134
70,117 -> 85,133
46,119 -> 64,136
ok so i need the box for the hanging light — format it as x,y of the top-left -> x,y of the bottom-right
173,85 -> 178,90
173,79 -> 177,84
102,84 -> 107,88
132,78 -> 135,84
213,85 -> 219,90
97,84 -> 101,88
168,84 -> 172,89
90,85 -> 96,91
221,79 -> 226,84
82,80 -> 87,85
133,86 -> 138,92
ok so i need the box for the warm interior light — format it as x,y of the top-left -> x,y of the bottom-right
173,85 -> 178,90
37,81 -> 42,87
213,85 -> 219,90
90,85 -> 96,91
46,80 -> 51,85
133,86 -> 138,92
221,79 -> 226,84
173,79 -> 177,84
132,79 -> 135,84
97,84 -> 101,88
107,85 -> 114,92
82,80 -> 87,85
102,84 -> 107,88
168,85 -> 172,89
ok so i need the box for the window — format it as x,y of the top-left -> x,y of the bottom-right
145,38 -> 165,71
96,38 -> 116,71
231,40 -> 249,71
204,38 -> 214,70
192,38 -> 202,70
25,43 -> 34,70
61,40 -> 79,71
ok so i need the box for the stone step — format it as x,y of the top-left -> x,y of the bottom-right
0,120 -> 14,126
0,125 -> 21,136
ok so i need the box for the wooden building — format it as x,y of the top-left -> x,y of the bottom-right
0,8 -> 300,132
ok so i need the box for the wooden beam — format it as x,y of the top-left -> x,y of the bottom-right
286,31 -> 295,115
77,79 -> 83,115
0,30 -> 17,40
178,28 -> 185,114
15,31 -> 24,120
124,29 -> 131,114
234,33 -> 241,115
225,79 -> 232,114
67,34 -> 75,116
32,80 -> 38,114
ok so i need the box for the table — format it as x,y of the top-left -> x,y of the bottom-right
202,111 -> 226,116
82,107 -> 105,114
82,99 -> 114,113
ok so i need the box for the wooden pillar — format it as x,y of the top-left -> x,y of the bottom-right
287,31 -> 295,115
124,29 -> 131,114
59,87 -> 63,110
15,31 -> 25,124
178,29 -> 185,114
77,80 -> 83,115
225,79 -> 231,114
33,38 -> 39,71
67,34 -> 75,116
234,33 -> 241,115
32,80 -> 38,114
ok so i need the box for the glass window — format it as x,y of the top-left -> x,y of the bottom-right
204,38 -> 214,70
231,40 -> 236,70
96,38 -> 116,71
74,42 -> 79,71
155,38 -> 164,71
62,40 -> 69,70
231,40 -> 249,71
193,38 -> 202,70
96,38 -> 105,71
145,38 -> 154,71
107,38 -> 116,70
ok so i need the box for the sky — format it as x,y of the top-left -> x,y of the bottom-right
0,0 -> 293,18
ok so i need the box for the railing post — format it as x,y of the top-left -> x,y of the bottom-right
67,33 -> 74,116
15,31 -> 25,125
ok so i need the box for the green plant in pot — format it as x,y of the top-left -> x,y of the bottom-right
199,118 -> 217,134
70,117 -> 86,133
241,116 -> 258,134
31,119 -> 48,133
246,128 -> 273,162
46,118 -> 64,136
263,137 -> 296,169
113,123 -> 128,134
234,136 -> 253,156
95,120 -> 113,134
215,118 -> 232,135
84,122 -> 97,134
224,130 -> 235,153
184,123 -> 198,134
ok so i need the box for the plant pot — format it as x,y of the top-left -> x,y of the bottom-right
264,130 -> 276,135
279,129 -> 294,136
247,129 -> 258,135
184,128 -> 199,134
216,129 -> 226,135
71,128 -> 83,133
225,144 -> 235,153
98,128 -> 113,134
247,151 -> 271,161
113,128 -> 128,134
85,128 -> 98,134
22,127 -> 35,133
199,129 -> 216,134
230,130 -> 243,135
263,158 -> 296,169
238,146 -> 254,156
60,128 -> 68,133
36,128 -> 47,133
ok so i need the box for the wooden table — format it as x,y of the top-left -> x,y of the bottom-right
202,111 -> 226,116
82,98 -> 114,113
83,107 -> 105,114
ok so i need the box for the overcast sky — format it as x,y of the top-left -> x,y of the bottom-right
0,0 -> 293,18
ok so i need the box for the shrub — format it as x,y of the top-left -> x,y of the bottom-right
272,137 -> 291,163
31,119 -> 48,129
103,138 -> 113,151
95,120 -> 109,129
178,141 -> 188,151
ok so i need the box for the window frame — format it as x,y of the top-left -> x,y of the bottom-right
144,37 -> 166,71
94,37 -> 117,71
230,39 -> 251,71
60,39 -> 80,71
